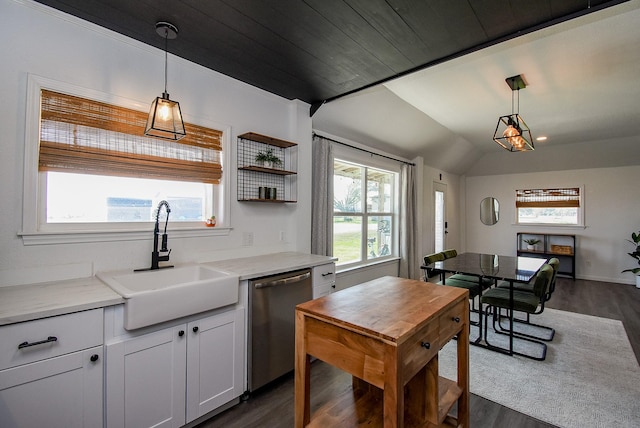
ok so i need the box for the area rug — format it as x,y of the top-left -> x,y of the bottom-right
439,308 -> 640,427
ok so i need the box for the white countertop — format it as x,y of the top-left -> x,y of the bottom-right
0,276 -> 124,326
202,251 -> 336,280
0,252 -> 336,326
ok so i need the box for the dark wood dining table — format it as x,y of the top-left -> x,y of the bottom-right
429,252 -> 547,356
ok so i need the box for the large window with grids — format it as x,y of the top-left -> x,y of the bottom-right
516,187 -> 583,225
333,158 -> 398,267
21,76 -> 229,243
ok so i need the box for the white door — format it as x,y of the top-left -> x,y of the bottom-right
186,308 -> 245,423
0,347 -> 103,428
434,182 -> 447,252
106,325 -> 187,428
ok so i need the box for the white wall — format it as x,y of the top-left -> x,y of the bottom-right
464,165 -> 640,285
0,0 -> 312,285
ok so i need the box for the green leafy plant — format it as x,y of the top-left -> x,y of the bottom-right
524,238 -> 540,245
622,231 -> 640,275
255,148 -> 282,166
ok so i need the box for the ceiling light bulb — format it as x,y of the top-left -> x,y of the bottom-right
503,124 -> 522,148
158,102 -> 171,121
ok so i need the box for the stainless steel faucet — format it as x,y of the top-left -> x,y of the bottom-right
136,200 -> 173,271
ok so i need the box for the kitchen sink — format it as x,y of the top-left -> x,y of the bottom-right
97,265 -> 239,330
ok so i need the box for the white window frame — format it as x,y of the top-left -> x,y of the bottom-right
19,74 -> 231,245
515,186 -> 585,227
332,144 -> 400,269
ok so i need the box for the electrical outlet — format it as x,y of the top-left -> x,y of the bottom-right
242,232 -> 254,246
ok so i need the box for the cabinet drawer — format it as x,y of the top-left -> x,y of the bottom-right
313,263 -> 335,285
439,300 -> 465,343
401,318 -> 439,382
0,309 -> 103,370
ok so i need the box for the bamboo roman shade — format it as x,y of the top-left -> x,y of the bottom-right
39,90 -> 223,184
516,188 -> 580,208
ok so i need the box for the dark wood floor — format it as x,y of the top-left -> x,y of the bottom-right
197,278 -> 640,428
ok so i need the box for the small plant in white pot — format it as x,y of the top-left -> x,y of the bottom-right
524,238 -> 540,251
255,148 -> 282,169
621,230 -> 640,288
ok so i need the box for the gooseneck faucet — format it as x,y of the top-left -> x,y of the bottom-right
135,200 -> 173,271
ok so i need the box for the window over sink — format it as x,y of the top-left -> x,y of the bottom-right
20,75 -> 231,245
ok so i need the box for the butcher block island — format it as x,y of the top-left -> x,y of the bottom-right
295,276 -> 469,428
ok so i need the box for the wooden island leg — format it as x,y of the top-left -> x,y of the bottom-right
458,301 -> 470,427
294,310 -> 311,427
383,351 -> 402,428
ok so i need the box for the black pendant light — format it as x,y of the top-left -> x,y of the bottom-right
493,75 -> 534,152
145,21 -> 186,141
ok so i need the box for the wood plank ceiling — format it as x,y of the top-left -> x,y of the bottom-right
33,0 -> 628,109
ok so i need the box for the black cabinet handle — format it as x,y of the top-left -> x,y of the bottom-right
421,341 -> 431,349
192,326 -> 199,333
178,330 -> 185,337
331,284 -> 336,289
452,317 -> 461,323
90,354 -> 99,362
18,336 -> 58,349
321,272 -> 333,277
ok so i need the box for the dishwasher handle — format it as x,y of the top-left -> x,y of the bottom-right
254,272 -> 310,289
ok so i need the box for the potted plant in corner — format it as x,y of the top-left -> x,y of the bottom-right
622,230 -> 640,288
524,238 -> 540,251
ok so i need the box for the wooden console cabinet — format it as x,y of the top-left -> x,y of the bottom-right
517,232 -> 576,279
295,276 -> 469,428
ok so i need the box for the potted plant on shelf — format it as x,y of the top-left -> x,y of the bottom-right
524,238 -> 540,251
622,230 -> 640,288
255,148 -> 282,169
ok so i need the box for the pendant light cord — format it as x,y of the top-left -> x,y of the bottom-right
163,28 -> 169,95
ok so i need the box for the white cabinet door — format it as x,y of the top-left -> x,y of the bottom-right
186,307 -> 245,423
0,346 -> 103,428
106,325 -> 187,428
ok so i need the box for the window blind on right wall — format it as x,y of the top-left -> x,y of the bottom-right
516,188 -> 580,208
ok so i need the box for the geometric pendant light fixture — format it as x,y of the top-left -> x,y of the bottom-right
493,75 -> 534,152
145,21 -> 186,141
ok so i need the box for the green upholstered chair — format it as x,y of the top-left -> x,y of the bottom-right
443,249 -> 494,289
546,257 -> 560,298
422,251 -> 480,298
480,264 -> 555,359
497,257 -> 559,302
437,277 -> 482,299
442,249 -> 457,259
421,252 -> 445,281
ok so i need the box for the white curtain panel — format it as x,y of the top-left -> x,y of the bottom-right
311,135 -> 333,256
399,163 -> 418,279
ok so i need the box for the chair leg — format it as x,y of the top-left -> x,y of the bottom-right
485,306 -> 548,361
494,309 -> 555,342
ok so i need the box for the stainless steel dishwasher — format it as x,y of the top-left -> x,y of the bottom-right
248,268 -> 312,392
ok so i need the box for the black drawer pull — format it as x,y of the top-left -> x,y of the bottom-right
90,354 -> 99,362
18,336 -> 58,349
178,330 -> 185,337
452,317 -> 461,323
321,272 -> 333,277
192,326 -> 199,333
420,341 -> 431,349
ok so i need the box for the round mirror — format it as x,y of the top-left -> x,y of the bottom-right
480,197 -> 500,225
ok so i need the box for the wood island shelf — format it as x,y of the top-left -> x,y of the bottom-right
295,276 -> 469,428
